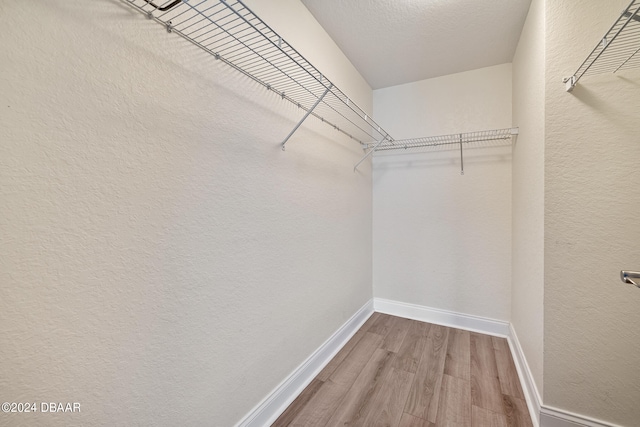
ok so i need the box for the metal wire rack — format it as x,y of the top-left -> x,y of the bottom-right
122,0 -> 394,151
565,0 -> 640,91
364,128 -> 518,175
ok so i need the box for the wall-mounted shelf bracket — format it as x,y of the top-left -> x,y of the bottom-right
353,135 -> 388,172
565,0 -> 640,92
281,84 -> 332,151
621,270 -> 640,288
459,134 -> 464,175
563,76 -> 576,92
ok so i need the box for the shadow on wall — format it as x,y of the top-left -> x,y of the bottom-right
372,143 -> 512,173
568,75 -> 640,130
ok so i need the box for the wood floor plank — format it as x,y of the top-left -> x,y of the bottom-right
271,379 -> 324,427
328,331 -> 384,386
491,337 -> 524,399
381,316 -> 412,353
393,320 -> 430,374
471,406 -> 508,427
362,311 -> 383,332
404,324 -> 450,423
287,332 -> 384,426
435,374 -> 471,427
368,312 -> 394,336
358,368 -> 415,427
471,369 -> 504,415
399,413 -> 435,427
286,379 -> 346,426
325,348 -> 395,426
470,332 -> 504,414
470,332 -> 499,378
444,328 -> 470,381
502,394 -> 533,427
316,314 -> 379,382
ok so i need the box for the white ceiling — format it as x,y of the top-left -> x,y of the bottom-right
301,0 -> 532,90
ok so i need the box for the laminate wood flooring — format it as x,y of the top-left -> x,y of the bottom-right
272,313 -> 532,427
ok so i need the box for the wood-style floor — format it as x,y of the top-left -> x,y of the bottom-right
272,313 -> 533,427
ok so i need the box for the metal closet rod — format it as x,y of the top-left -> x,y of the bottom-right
122,0 -> 393,148
565,0 -> 640,91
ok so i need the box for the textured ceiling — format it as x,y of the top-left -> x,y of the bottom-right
301,0 -> 532,89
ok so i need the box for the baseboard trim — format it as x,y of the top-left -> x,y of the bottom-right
505,325 -> 625,427
540,406 -> 623,427
508,324 -> 542,427
373,298 -> 510,337
234,299 -> 374,427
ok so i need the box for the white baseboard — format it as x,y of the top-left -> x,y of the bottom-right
373,298 -> 511,337
507,326 -> 624,427
540,406 -> 623,427
234,299 -> 374,427
508,324 -> 542,427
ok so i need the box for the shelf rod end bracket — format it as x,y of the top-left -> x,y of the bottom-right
564,75 -> 577,92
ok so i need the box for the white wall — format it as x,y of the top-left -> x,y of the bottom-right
543,1 -> 640,425
372,64 -> 513,322
512,0 -> 545,400
0,1 -> 373,426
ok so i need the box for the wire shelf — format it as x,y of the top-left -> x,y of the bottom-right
363,127 -> 518,175
364,128 -> 518,152
122,0 -> 393,148
565,0 -> 640,91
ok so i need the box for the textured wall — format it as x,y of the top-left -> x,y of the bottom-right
544,0 -> 640,424
511,0 -> 544,399
0,1 -> 373,426
372,64 -> 513,321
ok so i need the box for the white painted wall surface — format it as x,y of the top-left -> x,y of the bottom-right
544,1 -> 640,425
0,1 -> 373,426
372,64 -> 513,322
512,0 -> 545,400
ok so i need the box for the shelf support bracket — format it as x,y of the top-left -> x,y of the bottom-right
354,135 -> 387,172
281,84 -> 332,151
564,75 -> 576,92
459,134 -> 464,175
621,270 -> 640,288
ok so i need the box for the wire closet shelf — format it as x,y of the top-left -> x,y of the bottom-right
123,0 -> 394,151
565,0 -> 640,91
364,128 -> 519,152
363,127 -> 518,175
